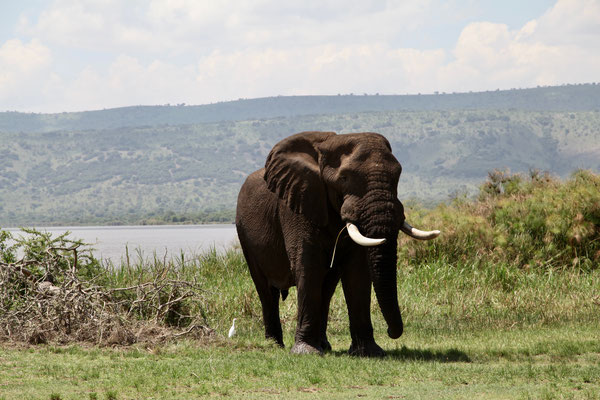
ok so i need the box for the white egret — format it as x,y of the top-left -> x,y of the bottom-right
228,318 -> 237,338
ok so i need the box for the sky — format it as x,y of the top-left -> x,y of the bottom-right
1,0 -> 599,113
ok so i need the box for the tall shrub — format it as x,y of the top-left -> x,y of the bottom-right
399,170 -> 600,270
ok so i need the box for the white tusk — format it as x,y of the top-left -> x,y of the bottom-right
400,221 -> 440,240
346,223 -> 386,246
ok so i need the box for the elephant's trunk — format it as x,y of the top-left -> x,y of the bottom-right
345,223 -> 402,337
367,236 -> 403,338
344,223 -> 402,337
360,180 -> 404,339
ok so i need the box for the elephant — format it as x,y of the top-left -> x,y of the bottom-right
235,131 -> 440,357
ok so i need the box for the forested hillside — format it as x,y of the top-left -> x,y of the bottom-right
1,85 -> 599,226
1,84 -> 599,133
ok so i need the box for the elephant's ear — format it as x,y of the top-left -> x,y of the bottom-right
264,131 -> 336,226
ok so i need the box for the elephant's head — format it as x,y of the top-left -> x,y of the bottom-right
264,131 -> 439,339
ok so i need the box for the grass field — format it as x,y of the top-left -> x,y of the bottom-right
1,249 -> 599,399
1,172 -> 599,399
1,323 -> 599,399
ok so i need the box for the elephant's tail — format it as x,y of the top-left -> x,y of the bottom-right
280,289 -> 289,301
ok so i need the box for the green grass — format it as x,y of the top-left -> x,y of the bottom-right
96,248 -> 600,347
1,247 -> 599,399
1,324 -> 598,399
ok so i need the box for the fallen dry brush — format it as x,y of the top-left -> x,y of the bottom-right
0,229 -> 214,346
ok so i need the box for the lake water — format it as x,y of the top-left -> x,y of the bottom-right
6,224 -> 239,263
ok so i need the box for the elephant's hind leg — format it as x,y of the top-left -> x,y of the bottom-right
247,262 -> 284,347
262,285 -> 284,346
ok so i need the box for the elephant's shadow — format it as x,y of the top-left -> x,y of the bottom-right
332,346 -> 471,362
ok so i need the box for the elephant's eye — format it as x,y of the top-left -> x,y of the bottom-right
337,169 -> 354,186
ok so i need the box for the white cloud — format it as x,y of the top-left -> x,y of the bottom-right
0,38 -> 51,74
434,0 -> 600,92
56,56 -> 200,111
18,0 -> 434,56
17,43 -> 444,112
531,0 -> 600,46
2,0 -> 599,112
18,0 -> 110,49
191,44 -> 446,101
0,39 -> 52,109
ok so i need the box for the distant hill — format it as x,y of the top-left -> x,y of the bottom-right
1,84 -> 599,133
1,84 -> 599,226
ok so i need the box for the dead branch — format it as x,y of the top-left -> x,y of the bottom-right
1,247 -> 212,346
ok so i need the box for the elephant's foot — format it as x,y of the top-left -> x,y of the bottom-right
291,341 -> 323,355
268,337 -> 284,348
265,334 -> 284,348
320,337 -> 332,353
348,339 -> 386,357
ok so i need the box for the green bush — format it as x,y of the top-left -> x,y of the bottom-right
1,228 -> 102,282
400,169 -> 600,270
0,229 -> 16,263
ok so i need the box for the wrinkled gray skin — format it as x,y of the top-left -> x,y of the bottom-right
236,131 -> 416,356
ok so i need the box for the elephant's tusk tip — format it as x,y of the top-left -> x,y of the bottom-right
401,222 -> 441,240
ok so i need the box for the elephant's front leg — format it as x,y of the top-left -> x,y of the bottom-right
318,267 -> 342,352
291,275 -> 326,354
341,248 -> 385,357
